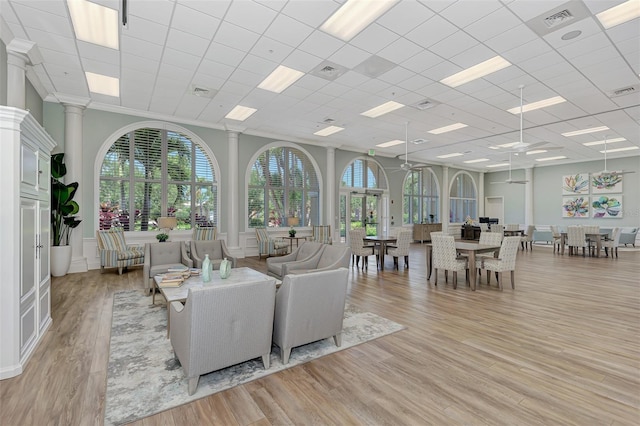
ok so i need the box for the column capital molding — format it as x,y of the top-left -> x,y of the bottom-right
55,94 -> 91,108
7,38 -> 42,65
224,123 -> 245,133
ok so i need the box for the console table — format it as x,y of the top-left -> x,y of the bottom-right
413,223 -> 442,243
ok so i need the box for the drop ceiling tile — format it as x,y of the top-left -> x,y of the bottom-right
400,50 -> 443,74
5,21 -> 28,39
162,47 -> 201,70
440,0 -> 502,28
422,60 -> 462,82
174,95 -> 211,119
298,30 -> 345,59
11,2 -> 74,38
121,52 -> 159,74
518,50 -> 565,73
263,13 -> 314,48
502,38 -> 552,64
350,23 -> 399,55
24,27 -> 77,55
120,36 -> 163,61
333,70 -> 371,88
418,0 -> 458,13
506,0 -> 567,21
39,48 -> 82,69
228,67 -> 264,88
397,73 -> 432,91
204,42 -> 246,67
378,38 -> 423,64
465,6 -> 522,42
448,44 -> 499,69
282,49 -> 323,73
154,76 -> 189,95
250,36 -> 295,63
377,66 -> 416,85
281,84 -> 315,101
405,15 -> 458,49
177,0 -> 231,19
46,63 -> 85,81
606,18 -> 640,44
481,65 -> 527,86
128,0 -> 174,25
123,15 -> 169,46
569,45 -> 621,70
166,29 -> 210,58
82,58 -> 120,77
357,78 -> 394,95
171,3 -> 221,40
224,0 -> 277,34
214,21 -> 261,52
78,42 -> 120,65
1,1 -> 20,23
191,73 -> 225,91
377,1 -> 434,35
238,54 -> 279,77
220,79 -> 253,97
281,0 -> 338,28
329,44 -> 371,69
53,81 -> 89,97
156,63 -> 193,82
484,23 -> 538,54
197,59 -> 235,80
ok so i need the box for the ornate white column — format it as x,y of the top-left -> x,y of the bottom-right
525,167 -> 533,226
478,171 -> 485,218
6,39 -> 39,109
441,166 -> 449,233
226,130 -> 240,252
62,101 -> 88,273
325,146 -> 336,240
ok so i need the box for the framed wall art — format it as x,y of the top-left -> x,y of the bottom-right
562,196 -> 589,218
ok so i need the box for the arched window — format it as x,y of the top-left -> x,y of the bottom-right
248,146 -> 320,228
341,158 -> 387,189
99,127 -> 218,231
449,172 -> 477,223
403,169 -> 439,224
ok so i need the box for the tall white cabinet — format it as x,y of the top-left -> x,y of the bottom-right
1,106 -> 57,379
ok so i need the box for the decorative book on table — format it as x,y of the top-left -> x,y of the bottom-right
158,273 -> 185,287
167,265 -> 189,272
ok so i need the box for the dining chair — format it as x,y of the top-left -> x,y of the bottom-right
583,225 -> 600,256
431,234 -> 468,289
490,224 -> 504,235
601,227 -> 622,258
476,236 -> 520,290
479,223 -> 489,232
472,231 -> 503,271
567,225 -> 587,256
348,228 -> 375,269
550,225 -> 562,253
505,224 -> 519,232
385,229 -> 412,269
520,225 -> 536,250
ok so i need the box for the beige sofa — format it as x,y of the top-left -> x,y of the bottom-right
169,277 -> 277,395
272,244 -> 351,276
273,268 -> 349,364
266,241 -> 324,279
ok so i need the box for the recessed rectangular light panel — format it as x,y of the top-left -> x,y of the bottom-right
464,158 -> 490,163
437,152 -> 463,159
597,0 -> 640,29
536,156 -> 567,162
85,72 -> 119,97
561,126 -> 609,136
361,101 -> 405,118
225,105 -> 257,121
314,126 -> 345,136
257,65 -> 304,93
440,56 -> 511,88
68,0 -> 119,49
507,96 -> 566,114
376,140 -> 404,148
320,0 -> 399,41
486,163 -> 510,168
428,123 -> 468,134
599,146 -> 639,153
583,137 -> 626,146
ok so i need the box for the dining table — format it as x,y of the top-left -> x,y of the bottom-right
559,231 -> 609,257
364,235 -> 397,270
425,240 -> 501,291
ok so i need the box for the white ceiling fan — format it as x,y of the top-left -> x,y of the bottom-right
392,122 -> 430,172
595,135 -> 635,177
491,85 -> 529,185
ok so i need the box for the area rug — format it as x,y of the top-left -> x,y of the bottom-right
104,290 -> 405,425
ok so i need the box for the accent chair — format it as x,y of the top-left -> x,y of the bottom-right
308,225 -> 332,245
190,240 -> 236,269
143,241 -> 192,299
255,227 -> 288,259
96,228 -> 145,275
266,241 -> 324,279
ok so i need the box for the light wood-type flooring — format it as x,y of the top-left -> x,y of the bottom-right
2,243 -> 639,425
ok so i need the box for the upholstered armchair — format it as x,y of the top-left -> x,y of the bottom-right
266,241 -> 324,279
385,229 -> 412,269
308,225 -> 332,245
273,268 -> 349,364
278,244 -> 351,276
170,278 -> 277,395
190,240 -> 236,269
96,228 -> 145,275
255,227 -> 288,259
143,241 -> 193,297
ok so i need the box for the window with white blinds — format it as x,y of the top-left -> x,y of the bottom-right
340,159 -> 388,189
449,172 -> 476,223
99,128 -> 217,231
248,147 -> 319,228
403,169 -> 440,224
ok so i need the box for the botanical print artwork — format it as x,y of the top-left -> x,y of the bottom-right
591,172 -> 623,194
562,197 -> 589,218
592,196 -> 622,218
562,173 -> 589,194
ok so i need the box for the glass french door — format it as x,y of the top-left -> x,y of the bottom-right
339,192 -> 380,243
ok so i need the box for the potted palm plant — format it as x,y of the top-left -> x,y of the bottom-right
51,153 -> 82,276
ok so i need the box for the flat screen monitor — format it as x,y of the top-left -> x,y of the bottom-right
479,217 -> 489,224
489,218 -> 499,225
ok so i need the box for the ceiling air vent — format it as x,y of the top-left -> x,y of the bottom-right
411,138 -> 429,145
310,61 -> 348,81
412,98 -> 439,111
543,9 -> 574,28
609,85 -> 638,98
190,85 -> 217,99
